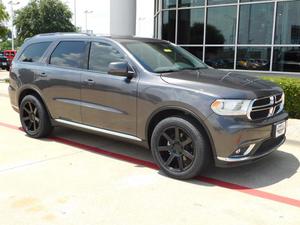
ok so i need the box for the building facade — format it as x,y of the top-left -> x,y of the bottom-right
153,0 -> 300,74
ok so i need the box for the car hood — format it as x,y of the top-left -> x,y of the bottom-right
160,68 -> 283,99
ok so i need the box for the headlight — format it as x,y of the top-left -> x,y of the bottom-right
211,99 -> 252,116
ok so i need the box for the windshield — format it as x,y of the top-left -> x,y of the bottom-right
121,40 -> 207,73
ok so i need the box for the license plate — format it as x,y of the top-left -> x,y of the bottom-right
2,62 -> 6,65
274,121 -> 286,138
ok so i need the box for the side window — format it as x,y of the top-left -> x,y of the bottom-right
50,41 -> 88,69
19,42 -> 51,62
89,42 -> 125,73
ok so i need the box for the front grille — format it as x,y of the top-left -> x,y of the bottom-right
248,93 -> 284,120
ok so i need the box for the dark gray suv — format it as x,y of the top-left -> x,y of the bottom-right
9,33 -> 288,179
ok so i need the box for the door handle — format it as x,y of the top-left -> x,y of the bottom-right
38,72 -> 47,77
85,78 -> 95,86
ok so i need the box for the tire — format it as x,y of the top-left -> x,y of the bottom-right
151,116 -> 210,180
20,95 -> 53,138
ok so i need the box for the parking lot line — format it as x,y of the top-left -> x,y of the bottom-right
1,120 -> 300,209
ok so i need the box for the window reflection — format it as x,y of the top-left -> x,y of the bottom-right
273,47 -> 300,72
182,47 -> 203,60
238,3 -> 274,44
178,8 -> 204,44
205,47 -> 234,69
237,47 -> 270,71
275,1 -> 300,44
162,0 -> 176,9
206,6 -> 236,44
162,10 -> 176,43
178,0 -> 204,7
208,0 -> 236,5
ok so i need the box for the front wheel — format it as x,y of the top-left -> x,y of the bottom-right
151,116 -> 210,180
20,95 -> 53,138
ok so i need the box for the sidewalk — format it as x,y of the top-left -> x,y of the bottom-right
0,70 -> 9,82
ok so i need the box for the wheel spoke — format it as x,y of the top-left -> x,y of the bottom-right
164,153 -> 176,167
183,150 -> 194,160
28,102 -> 33,113
35,117 -> 40,123
24,107 -> 31,114
33,107 -> 38,116
28,121 -> 33,130
158,145 -> 172,152
181,137 -> 192,147
175,127 -> 180,140
23,116 -> 30,122
177,156 -> 184,171
33,121 -> 37,131
162,132 -> 173,143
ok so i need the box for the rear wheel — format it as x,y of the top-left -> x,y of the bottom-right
20,95 -> 53,138
151,116 -> 210,179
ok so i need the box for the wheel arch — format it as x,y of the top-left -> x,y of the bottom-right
145,106 -> 216,160
18,87 -> 52,120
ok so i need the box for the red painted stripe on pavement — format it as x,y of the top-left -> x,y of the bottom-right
1,120 -> 300,208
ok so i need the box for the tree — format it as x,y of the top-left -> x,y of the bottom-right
15,0 -> 76,43
0,2 -> 9,40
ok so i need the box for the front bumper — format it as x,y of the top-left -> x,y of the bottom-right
205,111 -> 288,167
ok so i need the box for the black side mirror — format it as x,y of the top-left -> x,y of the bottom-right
108,62 -> 134,79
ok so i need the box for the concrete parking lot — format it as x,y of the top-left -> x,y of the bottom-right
1,70 -> 300,225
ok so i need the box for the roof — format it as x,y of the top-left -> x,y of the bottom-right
27,32 -> 166,43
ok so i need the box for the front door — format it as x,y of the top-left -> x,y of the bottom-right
81,41 -> 138,136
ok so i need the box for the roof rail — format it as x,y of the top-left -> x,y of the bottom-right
33,32 -> 92,38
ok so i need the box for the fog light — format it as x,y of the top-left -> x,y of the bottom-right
231,144 -> 256,158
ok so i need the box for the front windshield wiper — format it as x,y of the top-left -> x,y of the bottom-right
180,67 -> 206,71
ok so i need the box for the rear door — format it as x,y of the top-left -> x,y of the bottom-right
80,41 -> 138,136
39,40 -> 89,123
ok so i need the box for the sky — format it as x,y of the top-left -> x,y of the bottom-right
2,0 -> 154,37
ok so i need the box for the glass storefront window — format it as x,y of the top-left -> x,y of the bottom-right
162,10 -> 176,43
236,47 -> 271,71
178,8 -> 204,44
238,3 -> 274,44
273,47 -> 300,72
162,0 -> 176,9
206,6 -> 236,44
182,47 -> 203,60
205,47 -> 234,69
178,0 -> 204,7
208,0 -> 236,5
275,1 -> 300,44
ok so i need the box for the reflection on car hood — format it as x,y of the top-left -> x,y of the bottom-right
160,68 -> 282,99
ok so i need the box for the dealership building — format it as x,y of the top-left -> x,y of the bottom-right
149,0 -> 300,74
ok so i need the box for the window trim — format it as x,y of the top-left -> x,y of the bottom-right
17,41 -> 52,63
87,41 -> 128,74
47,40 -> 90,70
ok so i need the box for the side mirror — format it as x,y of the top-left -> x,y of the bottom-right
108,62 -> 134,79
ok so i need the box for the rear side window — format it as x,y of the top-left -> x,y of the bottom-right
50,41 -> 88,69
89,42 -> 125,73
19,42 -> 51,62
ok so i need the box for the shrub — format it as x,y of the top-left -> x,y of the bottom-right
262,76 -> 300,119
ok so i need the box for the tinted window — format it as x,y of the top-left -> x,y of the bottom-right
19,42 -> 51,62
162,0 -> 176,9
236,47 -> 271,71
122,41 -> 206,73
275,1 -> 300,44
205,47 -> 234,69
273,47 -> 300,72
208,0 -> 236,5
89,42 -> 125,73
238,3 -> 274,44
162,10 -> 176,43
178,8 -> 204,44
206,6 -> 236,44
182,47 -> 203,60
178,0 -> 204,7
50,41 -> 88,69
